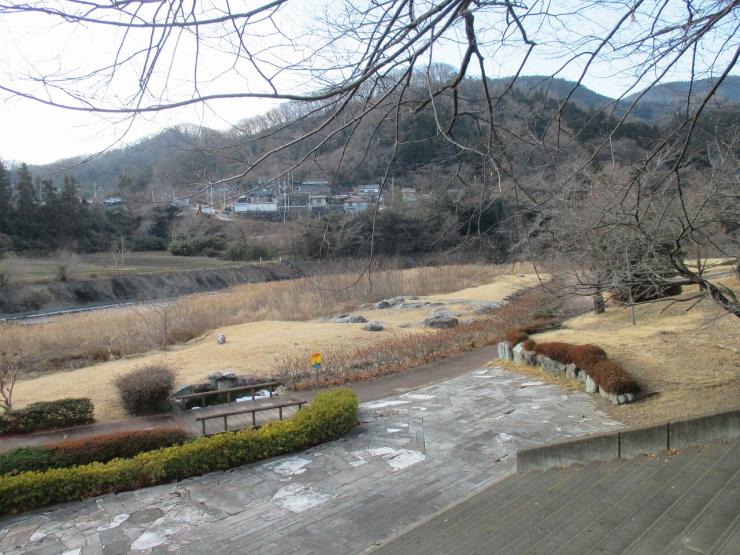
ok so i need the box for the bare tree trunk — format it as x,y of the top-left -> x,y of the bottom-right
592,290 -> 605,314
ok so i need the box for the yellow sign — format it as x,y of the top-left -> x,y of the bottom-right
310,352 -> 322,366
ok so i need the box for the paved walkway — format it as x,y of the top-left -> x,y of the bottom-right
0,365 -> 621,554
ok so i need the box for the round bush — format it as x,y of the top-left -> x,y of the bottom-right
115,364 -> 176,415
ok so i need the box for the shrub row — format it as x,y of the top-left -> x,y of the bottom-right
0,398 -> 94,435
528,340 -> 639,395
0,388 -> 358,514
0,428 -> 190,475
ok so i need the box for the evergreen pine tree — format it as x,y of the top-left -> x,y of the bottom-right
14,163 -> 38,240
0,160 -> 12,234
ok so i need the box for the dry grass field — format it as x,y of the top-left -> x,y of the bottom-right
0,251 -> 249,284
533,276 -> 740,426
7,266 -> 540,420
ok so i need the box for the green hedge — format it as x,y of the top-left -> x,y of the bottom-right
0,388 -> 358,514
0,428 -> 190,475
0,398 -> 94,435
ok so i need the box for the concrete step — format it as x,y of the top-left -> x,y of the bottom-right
372,441 -> 740,555
373,465 -> 584,555
711,512 -> 740,555
557,442 -> 736,554
622,442 -> 740,554
500,456 -> 660,554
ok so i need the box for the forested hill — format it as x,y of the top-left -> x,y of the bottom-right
20,74 -> 740,197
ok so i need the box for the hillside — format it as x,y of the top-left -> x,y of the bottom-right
25,75 -> 739,197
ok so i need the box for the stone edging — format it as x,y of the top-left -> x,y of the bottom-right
497,341 -> 635,405
516,407 -> 740,474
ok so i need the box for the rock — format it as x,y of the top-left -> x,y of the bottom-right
422,315 -> 459,328
335,314 -> 368,324
473,302 -> 500,315
609,393 -> 620,405
585,374 -> 598,393
497,341 -> 513,361
599,387 -> 610,399
207,371 -> 223,381
523,351 -> 537,366
431,308 -> 456,318
537,355 -> 565,375
374,300 -> 392,309
222,371 -> 237,380
576,369 -> 587,383
173,384 -> 193,398
399,302 -> 423,309
216,333 -> 226,344
362,321 -> 384,332
398,323 -> 411,329
565,364 -> 577,379
512,342 -> 525,364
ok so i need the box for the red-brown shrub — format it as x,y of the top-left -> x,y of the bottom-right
505,329 -> 529,347
522,339 -> 537,351
590,360 -> 640,394
53,428 -> 190,467
533,342 -> 574,364
518,318 -> 558,334
568,344 -> 607,369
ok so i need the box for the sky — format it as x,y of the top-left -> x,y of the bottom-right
0,0 -> 736,166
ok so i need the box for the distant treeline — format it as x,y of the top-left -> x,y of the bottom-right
0,161 -> 176,255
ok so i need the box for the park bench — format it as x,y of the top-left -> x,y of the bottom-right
174,381 -> 281,407
194,397 -> 307,435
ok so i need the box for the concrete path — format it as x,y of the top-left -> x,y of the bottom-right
0,365 -> 621,554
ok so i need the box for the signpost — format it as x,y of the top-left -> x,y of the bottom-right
310,352 -> 322,369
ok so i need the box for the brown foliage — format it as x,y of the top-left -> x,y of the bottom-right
522,339 -> 537,351
505,330 -> 529,347
534,342 -> 575,364
590,360 -> 640,394
568,344 -> 607,368
115,364 -> 176,416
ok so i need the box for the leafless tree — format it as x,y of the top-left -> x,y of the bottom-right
1,0 -> 737,314
0,350 -> 22,412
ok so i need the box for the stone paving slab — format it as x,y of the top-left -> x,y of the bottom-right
0,366 -> 621,554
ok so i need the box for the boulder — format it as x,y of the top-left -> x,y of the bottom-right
512,342 -> 525,364
398,323 -> 411,329
362,321 -> 384,332
335,314 -> 368,324
374,300 -> 392,309
207,371 -> 223,381
173,384 -> 193,398
565,364 -> 577,380
216,333 -> 226,344
222,371 -> 237,380
523,351 -> 537,366
422,315 -> 459,328
537,355 -> 565,375
576,369 -> 587,383
474,302 -> 500,315
617,393 -> 636,405
497,341 -> 513,361
585,374 -> 598,394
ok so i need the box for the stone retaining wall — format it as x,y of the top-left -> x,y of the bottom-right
499,341 -> 636,406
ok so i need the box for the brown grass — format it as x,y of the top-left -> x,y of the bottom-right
8,268 -> 546,421
272,285 -> 563,390
2,262 -> 536,376
532,276 -> 740,425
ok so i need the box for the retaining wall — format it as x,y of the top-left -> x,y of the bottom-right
516,407 -> 740,473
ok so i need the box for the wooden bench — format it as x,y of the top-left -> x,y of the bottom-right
174,381 -> 281,407
194,398 -> 307,435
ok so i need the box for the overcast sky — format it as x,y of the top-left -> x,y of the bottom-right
1,0 -> 736,166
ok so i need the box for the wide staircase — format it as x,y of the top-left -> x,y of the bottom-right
373,440 -> 740,554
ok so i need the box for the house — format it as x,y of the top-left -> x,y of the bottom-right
294,181 -> 330,195
401,188 -> 417,206
103,196 -> 122,207
233,194 -> 278,213
356,184 -> 380,197
344,195 -> 370,214
309,194 -> 329,212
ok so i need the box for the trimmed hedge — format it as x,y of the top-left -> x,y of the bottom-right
0,388 -> 358,514
530,340 -> 639,395
0,398 -> 94,435
0,428 -> 190,475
